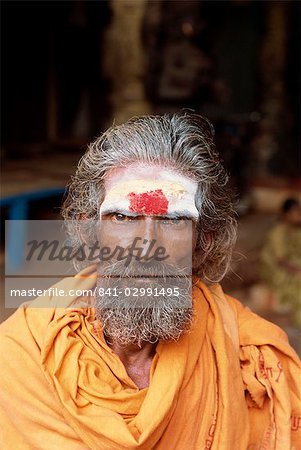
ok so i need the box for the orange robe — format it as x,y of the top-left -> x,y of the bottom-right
0,267 -> 300,449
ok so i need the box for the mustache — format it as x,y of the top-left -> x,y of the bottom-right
97,259 -> 191,279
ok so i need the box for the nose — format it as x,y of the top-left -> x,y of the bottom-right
143,216 -> 157,239
136,217 -> 158,260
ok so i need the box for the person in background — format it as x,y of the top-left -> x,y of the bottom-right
260,197 -> 301,325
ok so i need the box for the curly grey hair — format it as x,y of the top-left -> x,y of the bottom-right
62,112 -> 237,283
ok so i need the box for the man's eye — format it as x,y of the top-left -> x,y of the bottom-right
111,213 -> 132,222
161,218 -> 186,226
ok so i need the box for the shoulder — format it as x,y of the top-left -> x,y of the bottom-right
224,294 -> 293,348
0,306 -> 53,383
223,292 -> 301,400
0,267 -> 97,355
0,299 -> 55,355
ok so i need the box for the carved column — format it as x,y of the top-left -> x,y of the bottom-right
103,0 -> 151,124
253,2 -> 289,176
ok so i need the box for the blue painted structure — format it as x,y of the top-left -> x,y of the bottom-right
1,188 -> 65,271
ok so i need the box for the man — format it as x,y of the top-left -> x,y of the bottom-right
260,197 -> 301,325
1,113 -> 300,449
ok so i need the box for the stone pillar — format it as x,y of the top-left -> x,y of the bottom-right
103,0 -> 151,125
252,2 -> 289,176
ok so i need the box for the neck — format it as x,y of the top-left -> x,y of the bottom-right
108,339 -> 157,389
109,339 -> 157,364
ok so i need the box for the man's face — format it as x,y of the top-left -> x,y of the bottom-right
94,163 -> 199,346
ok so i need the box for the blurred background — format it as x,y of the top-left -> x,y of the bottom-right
1,0 -> 300,352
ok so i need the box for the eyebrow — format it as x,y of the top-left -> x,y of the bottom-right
100,207 -> 139,217
100,207 -> 198,220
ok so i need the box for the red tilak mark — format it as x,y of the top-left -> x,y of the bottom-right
128,189 -> 168,215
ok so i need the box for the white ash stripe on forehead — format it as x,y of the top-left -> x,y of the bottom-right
100,174 -> 199,218
104,179 -> 188,200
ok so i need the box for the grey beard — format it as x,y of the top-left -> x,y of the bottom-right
95,261 -> 193,347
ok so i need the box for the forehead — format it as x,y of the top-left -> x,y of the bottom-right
101,163 -> 198,217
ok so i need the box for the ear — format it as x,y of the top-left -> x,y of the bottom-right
76,215 -> 99,247
192,232 -> 214,269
